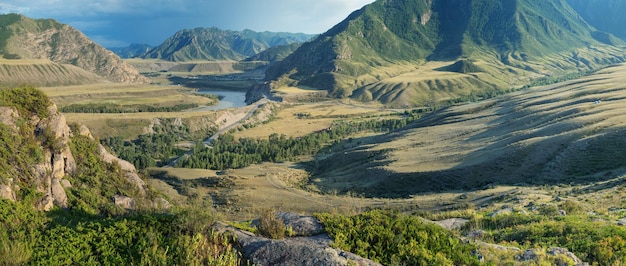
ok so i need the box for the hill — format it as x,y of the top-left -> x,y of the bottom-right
243,42 -> 304,64
266,0 -> 626,107
309,63 -> 626,198
0,14 -> 148,84
142,27 -> 314,62
109,43 -> 154,58
567,0 -> 626,41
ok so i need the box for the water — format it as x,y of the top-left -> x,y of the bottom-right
195,89 -> 248,111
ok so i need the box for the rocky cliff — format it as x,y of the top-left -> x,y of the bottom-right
0,14 -> 148,84
0,87 -> 157,211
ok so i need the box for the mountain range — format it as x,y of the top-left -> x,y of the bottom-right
264,0 -> 626,107
140,28 -> 314,62
109,43 -> 154,58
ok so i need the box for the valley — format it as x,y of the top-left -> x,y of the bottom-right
4,1 -> 626,264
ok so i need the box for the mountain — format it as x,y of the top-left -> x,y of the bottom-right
109,43 -> 154,58
142,27 -> 314,62
566,0 -> 626,41
243,43 -> 305,64
265,0 -> 626,106
0,14 -> 148,84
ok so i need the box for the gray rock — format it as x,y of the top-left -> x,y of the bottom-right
59,179 -> 72,188
0,184 -> 16,202
488,207 -> 514,217
98,144 -> 147,195
433,218 -> 469,230
153,197 -> 172,209
51,178 -> 68,208
36,195 -> 54,211
213,220 -> 381,266
113,195 -> 135,209
548,247 -> 587,266
559,209 -> 567,216
276,212 -> 324,236
516,249 -> 539,262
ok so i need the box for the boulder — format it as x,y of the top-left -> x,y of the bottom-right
433,218 -> 469,230
276,212 -> 325,236
213,218 -> 381,266
0,184 -> 16,201
98,144 -> 147,195
35,195 -> 54,211
113,195 -> 135,209
50,178 -> 68,208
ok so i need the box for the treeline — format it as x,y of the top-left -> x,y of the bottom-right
60,103 -> 198,113
177,111 -> 421,170
101,119 -> 196,169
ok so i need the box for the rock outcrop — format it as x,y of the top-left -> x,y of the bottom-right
0,100 -> 155,211
214,213 -> 381,266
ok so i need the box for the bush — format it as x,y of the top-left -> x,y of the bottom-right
317,210 -> 479,265
258,209 -> 286,239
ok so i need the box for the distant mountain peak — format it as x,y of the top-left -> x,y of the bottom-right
142,27 -> 314,62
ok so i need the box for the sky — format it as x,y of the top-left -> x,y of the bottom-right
0,0 -> 375,47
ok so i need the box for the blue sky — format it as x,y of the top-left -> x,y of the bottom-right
0,0 -> 375,47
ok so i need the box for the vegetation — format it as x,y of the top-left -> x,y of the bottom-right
60,103 -> 198,113
267,0 -> 623,106
0,199 -> 244,265
0,86 -> 51,118
257,209 -> 286,239
317,210 -> 480,265
468,213 -> 626,265
101,118 -> 197,169
177,111 -> 421,170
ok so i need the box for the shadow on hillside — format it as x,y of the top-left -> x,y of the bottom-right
310,97 -> 626,198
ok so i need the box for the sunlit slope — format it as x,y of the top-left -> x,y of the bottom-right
0,59 -> 104,86
267,0 -> 626,107
312,63 -> 626,197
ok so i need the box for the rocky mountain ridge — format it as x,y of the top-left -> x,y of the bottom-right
142,27 -> 314,62
0,14 -> 148,84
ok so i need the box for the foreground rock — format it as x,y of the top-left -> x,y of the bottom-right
214,213 -> 381,266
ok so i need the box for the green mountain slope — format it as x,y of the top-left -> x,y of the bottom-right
243,42 -> 304,64
266,0 -> 626,106
567,0 -> 626,41
142,28 -> 313,62
0,14 -> 148,84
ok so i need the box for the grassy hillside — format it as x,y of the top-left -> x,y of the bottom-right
0,59 -> 105,87
309,63 -> 626,197
266,0 -> 626,106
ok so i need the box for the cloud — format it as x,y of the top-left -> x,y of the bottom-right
1,0 -> 376,46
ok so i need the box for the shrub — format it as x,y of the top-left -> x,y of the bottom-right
317,210 -> 479,265
258,209 -> 286,239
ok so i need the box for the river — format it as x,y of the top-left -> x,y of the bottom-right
194,89 -> 248,111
